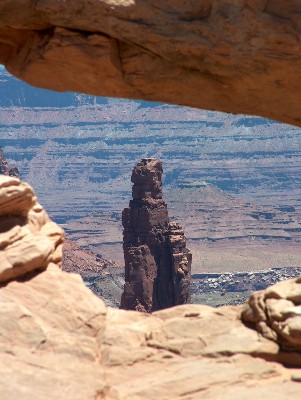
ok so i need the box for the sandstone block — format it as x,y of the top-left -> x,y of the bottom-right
0,175 -> 63,283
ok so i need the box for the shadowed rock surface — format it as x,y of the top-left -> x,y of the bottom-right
168,221 -> 192,306
121,158 -> 191,312
2,1 -> 301,126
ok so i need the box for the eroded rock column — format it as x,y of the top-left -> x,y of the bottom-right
120,158 -> 191,312
168,222 -> 192,305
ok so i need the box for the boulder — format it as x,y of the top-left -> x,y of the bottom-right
242,274 -> 301,357
0,175 -> 63,283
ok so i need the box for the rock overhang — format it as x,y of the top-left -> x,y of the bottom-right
1,1 -> 301,126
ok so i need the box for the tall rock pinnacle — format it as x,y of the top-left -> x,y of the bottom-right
120,158 -> 191,312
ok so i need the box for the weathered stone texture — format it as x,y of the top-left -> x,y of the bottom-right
242,274 -> 301,357
168,221 -> 192,305
121,158 -> 173,312
1,1 -> 301,126
1,265 -> 301,400
0,177 -> 301,399
0,175 -> 63,283
120,158 -> 191,312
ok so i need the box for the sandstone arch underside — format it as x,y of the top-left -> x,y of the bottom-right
1,1 -> 301,126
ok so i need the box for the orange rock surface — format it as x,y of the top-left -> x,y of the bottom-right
1,175 -> 301,399
1,2 -> 301,397
1,1 -> 301,126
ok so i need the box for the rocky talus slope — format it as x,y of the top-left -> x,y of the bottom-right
121,158 -> 191,312
0,147 -> 19,178
1,176 -> 301,399
62,239 -> 124,308
2,1 -> 301,126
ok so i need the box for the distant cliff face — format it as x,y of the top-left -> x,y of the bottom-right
1,68 -> 301,273
121,158 -> 191,312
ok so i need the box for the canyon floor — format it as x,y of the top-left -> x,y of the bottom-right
62,241 -> 301,308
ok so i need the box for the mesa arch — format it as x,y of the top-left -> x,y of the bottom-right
1,2 -> 301,399
1,0 -> 301,127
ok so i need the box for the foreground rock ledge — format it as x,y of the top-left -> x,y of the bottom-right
1,1 -> 301,126
1,264 -> 301,400
1,176 -> 301,399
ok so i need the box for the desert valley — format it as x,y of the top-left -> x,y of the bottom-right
1,66 -> 301,306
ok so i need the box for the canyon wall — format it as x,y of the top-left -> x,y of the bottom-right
1,2 -> 301,126
2,69 -> 301,273
121,158 -> 191,312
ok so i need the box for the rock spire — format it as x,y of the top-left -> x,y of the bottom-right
0,147 -> 19,178
120,158 -> 191,312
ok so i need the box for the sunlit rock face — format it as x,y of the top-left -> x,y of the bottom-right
242,274 -> 301,356
0,175 -> 63,283
1,1 -> 301,126
0,159 -> 301,400
121,158 -> 191,312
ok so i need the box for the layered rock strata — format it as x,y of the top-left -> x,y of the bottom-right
0,175 -> 63,283
0,147 -> 19,178
120,158 -> 191,312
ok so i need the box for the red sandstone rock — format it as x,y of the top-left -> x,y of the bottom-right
62,239 -> 116,275
168,221 -> 192,305
120,158 -> 191,312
